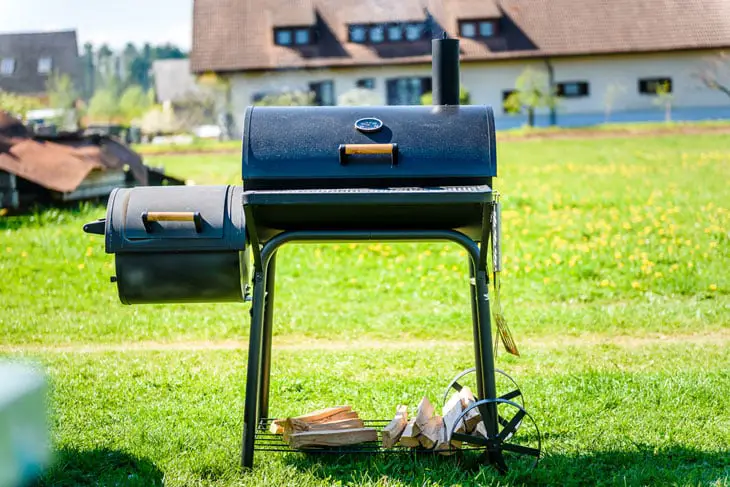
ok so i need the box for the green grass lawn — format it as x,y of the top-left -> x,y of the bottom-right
1,132 -> 728,486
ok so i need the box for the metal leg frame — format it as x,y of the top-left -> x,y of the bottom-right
240,227 -> 499,470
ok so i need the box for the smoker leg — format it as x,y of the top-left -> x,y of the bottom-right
469,259 -> 485,401
258,254 -> 277,424
241,270 -> 267,469
474,270 -> 499,436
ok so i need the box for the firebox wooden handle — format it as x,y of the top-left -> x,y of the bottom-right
142,211 -> 202,233
339,143 -> 398,166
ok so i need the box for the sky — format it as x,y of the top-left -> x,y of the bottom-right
0,0 -> 193,50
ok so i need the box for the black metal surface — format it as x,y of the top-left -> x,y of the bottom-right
432,35 -> 460,106
258,254 -> 276,422
96,185 -> 248,304
242,105 -> 496,191
244,186 -> 492,243
115,251 -> 245,305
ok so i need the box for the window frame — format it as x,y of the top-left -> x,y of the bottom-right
369,24 -> 385,44
0,58 -> 15,75
502,89 -> 519,114
274,28 -> 294,46
638,77 -> 672,95
386,76 -> 431,105
309,80 -> 335,106
356,78 -> 376,89
459,19 -> 498,39
349,24 -> 368,43
387,24 -> 403,42
37,57 -> 53,74
556,81 -> 590,98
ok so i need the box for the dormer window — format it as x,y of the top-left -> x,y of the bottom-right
405,23 -> 425,41
459,19 -> 498,39
387,25 -> 403,41
294,29 -> 310,45
370,25 -> 385,43
350,25 -> 367,43
274,27 -> 315,46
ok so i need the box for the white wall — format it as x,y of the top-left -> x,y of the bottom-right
225,49 -> 730,132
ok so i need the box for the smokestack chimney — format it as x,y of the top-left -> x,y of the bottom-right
431,33 -> 460,106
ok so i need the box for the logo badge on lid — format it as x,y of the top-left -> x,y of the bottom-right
354,117 -> 383,133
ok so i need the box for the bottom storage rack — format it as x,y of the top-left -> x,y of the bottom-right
254,418 -> 484,455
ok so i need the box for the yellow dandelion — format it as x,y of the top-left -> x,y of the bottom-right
687,262 -> 693,268
21,251 -> 28,258
0,208 -> 7,216
631,281 -> 641,289
85,246 -> 94,257
709,241 -> 718,249
77,263 -> 85,270
332,244 -> 340,250
451,265 -> 458,271
709,284 -> 717,291
349,278 -> 357,284
599,279 -> 610,287
396,282 -> 404,288
654,272 -> 663,278
5,247 -> 11,253
348,243 -> 357,249
543,277 -> 551,284
423,249 -> 432,256
406,267 -> 412,273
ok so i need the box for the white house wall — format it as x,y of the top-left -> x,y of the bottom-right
227,49 -> 730,131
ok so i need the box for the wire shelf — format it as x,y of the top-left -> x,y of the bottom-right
254,418 -> 485,455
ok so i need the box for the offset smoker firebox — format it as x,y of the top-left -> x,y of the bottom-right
84,37 -> 541,473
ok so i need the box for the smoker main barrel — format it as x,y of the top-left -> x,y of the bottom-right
85,185 -> 248,304
241,105 -> 496,242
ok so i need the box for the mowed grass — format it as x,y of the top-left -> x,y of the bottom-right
0,132 -> 729,486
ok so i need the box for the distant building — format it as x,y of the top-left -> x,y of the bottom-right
191,0 -> 730,130
0,30 -> 81,98
152,58 -> 202,104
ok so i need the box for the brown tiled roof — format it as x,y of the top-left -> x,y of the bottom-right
191,0 -> 730,73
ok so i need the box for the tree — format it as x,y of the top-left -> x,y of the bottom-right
653,81 -> 674,122
419,87 -> 471,105
695,51 -> 730,99
253,90 -> 315,106
504,68 -> 560,127
338,88 -> 384,106
82,42 -> 95,99
603,82 -> 626,122
118,85 -> 154,122
0,91 -> 42,118
87,87 -> 121,123
46,72 -> 78,109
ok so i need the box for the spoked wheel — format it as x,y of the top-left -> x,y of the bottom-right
442,367 -> 524,408
449,398 -> 541,473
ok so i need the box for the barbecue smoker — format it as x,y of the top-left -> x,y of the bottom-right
84,36 -> 541,473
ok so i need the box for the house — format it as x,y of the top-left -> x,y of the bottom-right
0,30 -> 81,98
152,58 -> 202,105
191,0 -> 730,130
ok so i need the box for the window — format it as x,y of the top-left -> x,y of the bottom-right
502,90 -> 518,114
294,29 -> 311,45
479,21 -> 495,37
275,27 -> 314,46
370,25 -> 385,44
356,78 -> 375,89
387,24 -> 403,41
309,80 -> 335,106
557,81 -> 589,97
386,77 -> 431,105
460,19 -> 498,39
405,23 -> 425,41
275,29 -> 293,46
0,58 -> 15,75
460,22 -> 476,38
350,25 -> 367,43
37,57 -> 53,74
639,77 -> 672,95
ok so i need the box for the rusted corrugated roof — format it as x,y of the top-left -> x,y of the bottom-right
0,113 -> 149,193
0,138 -> 102,193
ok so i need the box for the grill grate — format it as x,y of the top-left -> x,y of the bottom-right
254,418 -> 485,455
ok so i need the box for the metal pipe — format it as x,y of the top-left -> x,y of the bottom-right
474,270 -> 499,438
468,259 -> 485,400
432,33 -> 461,106
258,254 -> 277,422
241,270 -> 267,469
